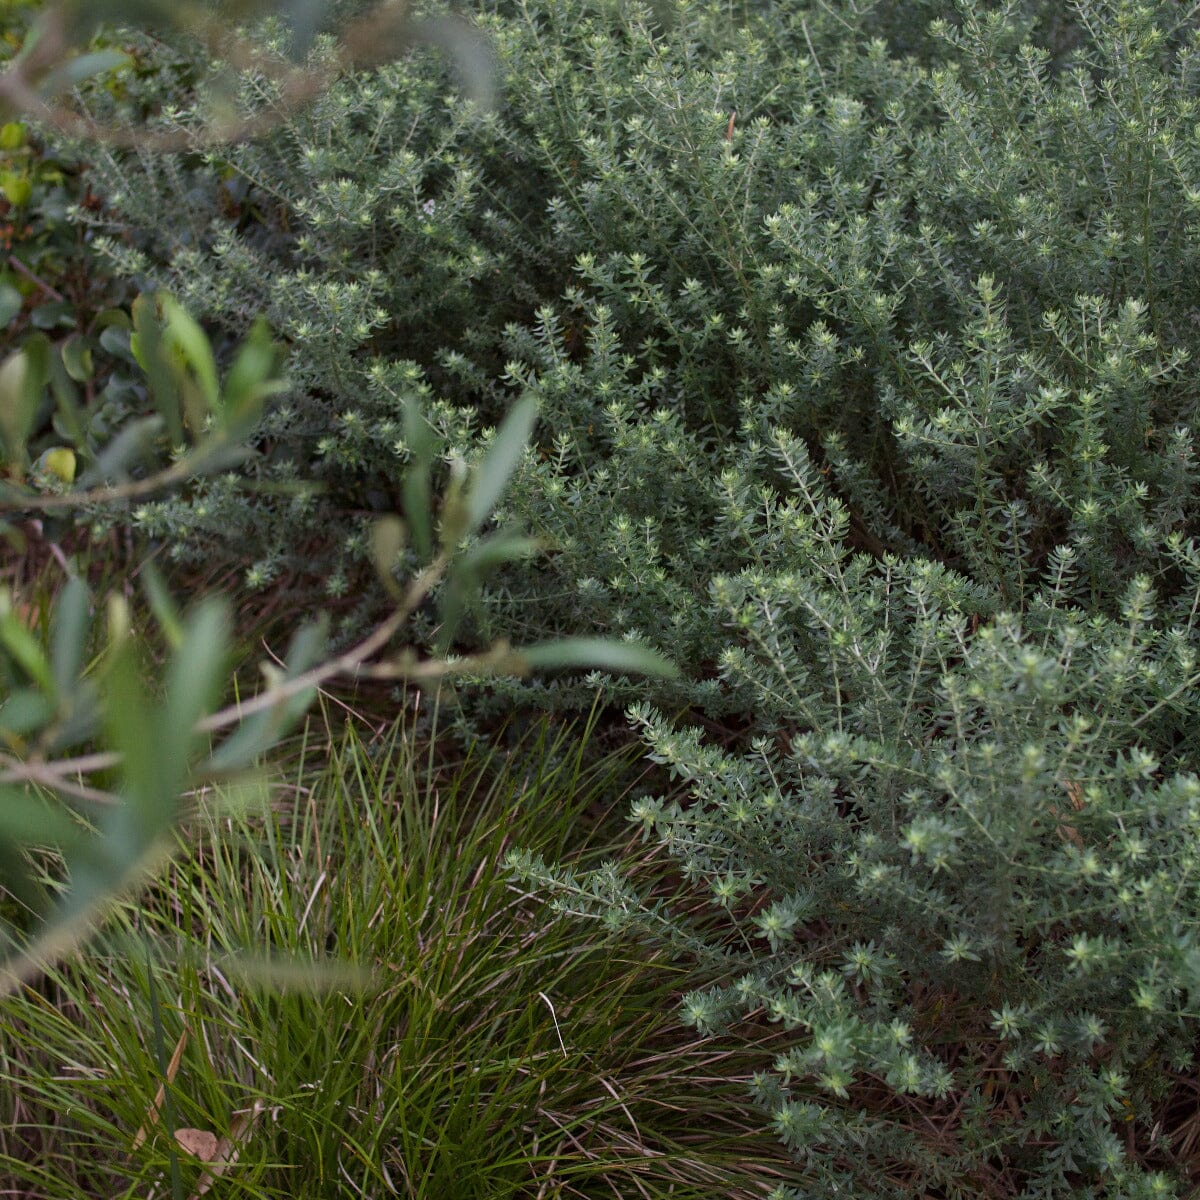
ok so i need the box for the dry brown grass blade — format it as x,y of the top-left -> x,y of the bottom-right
132,1025 -> 189,1149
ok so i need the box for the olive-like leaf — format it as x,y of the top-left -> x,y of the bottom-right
516,638 -> 679,678
0,606 -> 56,697
369,515 -> 406,599
160,296 -> 220,414
0,687 -> 55,736
74,415 -> 163,487
130,294 -> 182,445
0,345 -> 45,467
0,786 -> 82,852
159,599 -> 230,795
38,48 -> 130,98
99,637 -> 159,864
221,317 -> 285,434
456,531 -> 540,576
402,398 -> 434,562
49,575 -> 89,697
139,561 -> 184,651
279,0 -> 329,58
407,15 -> 496,110
206,617 -> 327,773
463,394 -> 537,538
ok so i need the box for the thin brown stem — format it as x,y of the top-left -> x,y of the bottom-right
0,437 -> 237,510
7,254 -> 65,302
0,552 -> 449,793
0,0 -> 417,152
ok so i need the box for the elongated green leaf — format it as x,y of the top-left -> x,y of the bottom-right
49,576 -> 89,697
280,0 -> 329,58
283,614 -> 329,678
0,787 -> 82,851
275,617 -> 329,725
408,15 -> 496,110
159,600 -> 230,796
130,294 -> 182,445
206,617 -> 327,773
221,317 -> 285,433
369,515 -> 405,598
214,951 -> 372,992
139,561 -> 184,652
402,398 -> 434,561
160,296 -> 220,414
436,532 -> 541,651
38,48 -> 130,98
457,531 -> 540,576
205,708 -> 279,776
463,394 -> 537,537
0,687 -> 55,736
100,637 -> 160,856
75,415 -> 163,487
435,583 -> 467,656
0,344 -> 46,467
0,609 -> 56,697
47,677 -> 99,753
517,638 -> 679,678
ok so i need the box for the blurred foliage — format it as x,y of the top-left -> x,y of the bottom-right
0,288 -> 675,994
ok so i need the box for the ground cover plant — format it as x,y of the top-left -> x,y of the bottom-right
6,0 -> 1200,1195
0,710 -> 796,1198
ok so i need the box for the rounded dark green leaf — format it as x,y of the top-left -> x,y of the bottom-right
0,283 -> 22,329
60,336 -> 94,383
30,301 -> 75,332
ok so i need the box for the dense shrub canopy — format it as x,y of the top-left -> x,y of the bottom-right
78,0 -> 1200,1193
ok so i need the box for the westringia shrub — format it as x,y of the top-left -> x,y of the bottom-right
72,0 -> 1200,1192
515,511 -> 1200,1197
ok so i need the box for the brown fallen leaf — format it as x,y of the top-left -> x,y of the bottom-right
188,1100 -> 269,1200
174,1128 -> 220,1160
1050,779 -> 1086,849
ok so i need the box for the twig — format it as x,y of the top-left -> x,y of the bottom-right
0,748 -> 120,787
0,437 -> 243,511
11,758 -> 117,804
7,253 -> 65,302
0,552 -> 449,793
0,0 -> 419,152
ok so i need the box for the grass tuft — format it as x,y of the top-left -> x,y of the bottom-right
0,707 -> 794,1198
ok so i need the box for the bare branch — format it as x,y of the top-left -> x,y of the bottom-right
0,0 -> 416,151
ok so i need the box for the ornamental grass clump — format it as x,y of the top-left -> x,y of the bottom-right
67,0 -> 1200,1193
0,712 -> 791,1199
